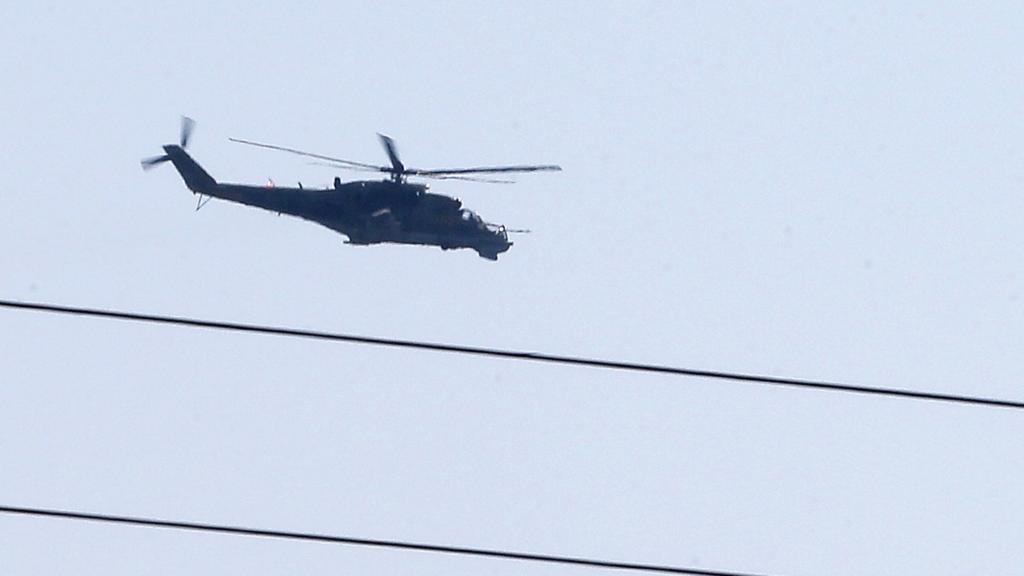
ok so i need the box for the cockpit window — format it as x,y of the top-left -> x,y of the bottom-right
459,209 -> 487,230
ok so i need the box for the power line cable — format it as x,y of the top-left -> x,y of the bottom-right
2,298 -> 1022,411
0,504 -> 774,576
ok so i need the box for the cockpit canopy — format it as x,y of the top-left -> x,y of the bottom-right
460,209 -> 509,241
460,208 -> 484,226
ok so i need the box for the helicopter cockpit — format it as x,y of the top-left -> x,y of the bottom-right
461,209 -> 509,241
460,208 -> 484,227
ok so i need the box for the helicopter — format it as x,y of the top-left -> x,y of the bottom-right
141,118 -> 560,260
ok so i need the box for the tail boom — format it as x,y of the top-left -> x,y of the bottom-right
163,145 -> 216,193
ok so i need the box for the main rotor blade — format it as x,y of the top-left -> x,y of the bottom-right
377,133 -> 404,173
421,174 -> 516,184
229,138 -> 387,172
180,116 -> 195,148
410,164 -> 562,176
140,155 -> 170,170
306,161 -> 386,173
307,162 -> 509,182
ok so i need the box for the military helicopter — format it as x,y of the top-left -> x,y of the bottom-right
141,118 -> 560,260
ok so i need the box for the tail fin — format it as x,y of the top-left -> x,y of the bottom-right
162,144 -> 216,193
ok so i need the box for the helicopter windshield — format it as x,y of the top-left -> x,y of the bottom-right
460,209 -> 484,226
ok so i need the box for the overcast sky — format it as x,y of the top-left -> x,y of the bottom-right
2,2 -> 1023,575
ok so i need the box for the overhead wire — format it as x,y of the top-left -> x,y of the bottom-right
0,504 -> 775,576
2,298 -> 1022,411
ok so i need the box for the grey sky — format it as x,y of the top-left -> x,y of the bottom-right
1,2 -> 1022,575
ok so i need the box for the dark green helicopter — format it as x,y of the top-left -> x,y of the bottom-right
141,118 -> 560,260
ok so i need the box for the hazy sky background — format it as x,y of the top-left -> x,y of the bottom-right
2,2 -> 1023,575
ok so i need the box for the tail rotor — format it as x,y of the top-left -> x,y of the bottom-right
140,153 -> 171,171
179,116 -> 195,148
141,116 -> 195,171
